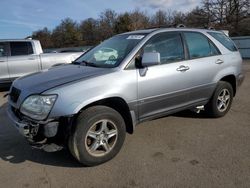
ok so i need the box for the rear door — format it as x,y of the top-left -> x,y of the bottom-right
7,41 -> 40,79
181,31 -> 223,104
0,42 -> 9,82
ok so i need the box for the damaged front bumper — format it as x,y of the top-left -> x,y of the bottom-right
7,106 -> 59,141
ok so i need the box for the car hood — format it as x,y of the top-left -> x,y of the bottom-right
12,64 -> 113,94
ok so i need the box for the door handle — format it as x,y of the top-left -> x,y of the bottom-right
0,60 -> 5,63
215,59 -> 224,64
28,58 -> 35,60
177,65 -> 190,72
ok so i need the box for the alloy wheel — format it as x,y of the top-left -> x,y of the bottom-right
85,119 -> 118,157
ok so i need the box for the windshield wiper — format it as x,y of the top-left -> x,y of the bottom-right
72,60 -> 99,67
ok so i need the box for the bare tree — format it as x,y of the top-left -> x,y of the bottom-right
202,0 -> 216,24
172,11 -> 186,26
79,18 -> 99,45
99,9 -> 117,40
32,27 -> 53,48
51,18 -> 82,48
114,12 -> 132,33
201,0 -> 250,35
151,10 -> 173,27
31,4 -> 250,48
129,9 -> 150,30
185,7 -> 210,28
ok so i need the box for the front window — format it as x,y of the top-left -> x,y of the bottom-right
74,34 -> 146,68
143,32 -> 185,64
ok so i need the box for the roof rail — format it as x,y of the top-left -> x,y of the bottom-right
145,23 -> 187,30
176,24 -> 186,28
145,25 -> 173,29
208,27 -> 215,30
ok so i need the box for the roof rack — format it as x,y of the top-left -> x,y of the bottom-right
176,24 -> 186,28
145,23 -> 186,30
208,27 -> 215,30
145,24 -> 217,31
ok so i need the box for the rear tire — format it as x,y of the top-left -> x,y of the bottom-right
204,81 -> 233,118
68,106 -> 126,166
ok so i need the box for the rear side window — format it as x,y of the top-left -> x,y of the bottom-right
143,32 -> 185,64
10,42 -> 34,56
208,32 -> 238,51
184,32 -> 220,59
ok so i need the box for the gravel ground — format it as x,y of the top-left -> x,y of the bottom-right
0,60 -> 249,188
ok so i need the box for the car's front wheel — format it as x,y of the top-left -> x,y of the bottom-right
205,81 -> 234,118
68,106 -> 126,166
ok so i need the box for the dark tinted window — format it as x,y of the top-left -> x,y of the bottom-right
10,42 -> 33,56
143,32 -> 184,64
0,42 -> 8,57
208,32 -> 238,51
184,32 -> 219,59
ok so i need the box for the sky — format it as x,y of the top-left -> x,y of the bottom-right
0,0 -> 201,39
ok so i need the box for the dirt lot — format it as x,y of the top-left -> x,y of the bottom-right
0,60 -> 249,188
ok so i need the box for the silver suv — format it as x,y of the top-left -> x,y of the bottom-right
7,28 -> 244,166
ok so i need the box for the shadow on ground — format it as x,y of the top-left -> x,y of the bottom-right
0,103 -> 83,168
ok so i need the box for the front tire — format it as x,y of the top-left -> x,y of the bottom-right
205,81 -> 234,118
68,106 -> 126,166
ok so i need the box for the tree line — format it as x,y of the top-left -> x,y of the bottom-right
31,0 -> 250,49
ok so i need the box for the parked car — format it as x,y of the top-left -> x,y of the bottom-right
0,39 -> 83,85
7,28 -> 244,166
94,47 -> 118,61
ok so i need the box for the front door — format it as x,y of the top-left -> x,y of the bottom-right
137,32 -> 191,120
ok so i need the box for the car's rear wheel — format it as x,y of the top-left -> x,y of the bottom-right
68,106 -> 126,166
205,81 -> 234,118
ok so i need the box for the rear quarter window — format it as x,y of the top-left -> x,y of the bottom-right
208,32 -> 238,52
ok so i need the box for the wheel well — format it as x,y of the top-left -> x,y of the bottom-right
82,97 -> 134,134
220,75 -> 236,96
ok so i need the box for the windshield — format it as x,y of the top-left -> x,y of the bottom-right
73,34 -> 146,68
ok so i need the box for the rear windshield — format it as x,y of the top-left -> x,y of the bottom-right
208,32 -> 238,52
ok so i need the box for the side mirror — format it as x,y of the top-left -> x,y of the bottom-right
141,52 -> 160,67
